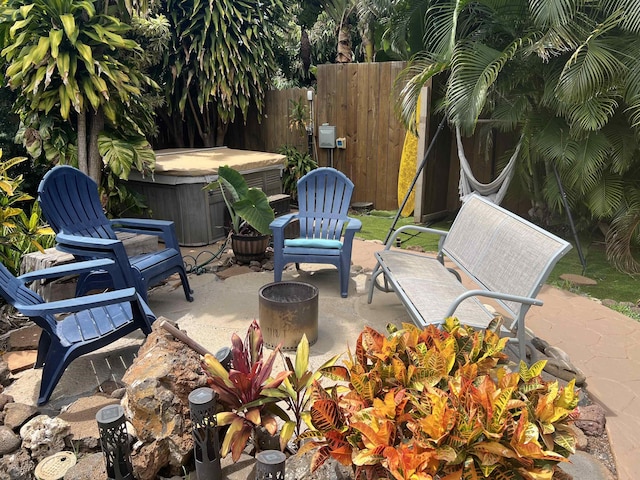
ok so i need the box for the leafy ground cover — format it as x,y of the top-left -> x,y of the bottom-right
353,210 -> 640,306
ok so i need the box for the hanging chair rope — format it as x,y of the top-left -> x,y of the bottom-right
456,126 -> 523,205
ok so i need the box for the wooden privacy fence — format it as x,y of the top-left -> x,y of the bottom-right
235,61 -> 527,216
240,62 -> 409,211
314,62 -> 407,211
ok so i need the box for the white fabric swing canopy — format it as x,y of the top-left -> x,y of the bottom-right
456,126 -> 523,205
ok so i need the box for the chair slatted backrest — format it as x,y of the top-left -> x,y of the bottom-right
0,264 -> 57,333
296,168 -> 354,241
38,166 -> 117,239
442,195 -> 571,318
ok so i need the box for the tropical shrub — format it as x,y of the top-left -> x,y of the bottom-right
277,145 -> 317,203
262,333 -> 340,451
301,318 -> 579,480
0,154 -> 54,274
202,320 -> 290,462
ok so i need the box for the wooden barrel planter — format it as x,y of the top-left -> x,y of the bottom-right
231,233 -> 270,263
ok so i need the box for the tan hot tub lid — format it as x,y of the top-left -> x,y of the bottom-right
153,147 -> 286,176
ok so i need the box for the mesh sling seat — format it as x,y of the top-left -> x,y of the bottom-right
456,127 -> 523,205
38,165 -> 193,302
270,168 -> 362,297
0,258 -> 155,405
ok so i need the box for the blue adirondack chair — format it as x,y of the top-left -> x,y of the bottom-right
38,166 -> 193,302
0,258 -> 156,405
270,168 -> 362,297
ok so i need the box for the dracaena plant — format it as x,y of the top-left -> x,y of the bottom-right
202,320 -> 291,462
300,318 -> 579,480
261,334 -> 341,452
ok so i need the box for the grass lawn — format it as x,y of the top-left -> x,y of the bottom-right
353,210 -> 640,306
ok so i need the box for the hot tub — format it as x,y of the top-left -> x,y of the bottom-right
127,147 -> 286,246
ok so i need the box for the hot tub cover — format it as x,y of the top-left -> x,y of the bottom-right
153,147 -> 286,176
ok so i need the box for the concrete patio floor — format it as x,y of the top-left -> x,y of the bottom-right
175,237 -> 640,480
5,238 -> 639,479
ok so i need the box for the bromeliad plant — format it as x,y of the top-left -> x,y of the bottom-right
202,320 -> 290,462
300,318 -> 579,480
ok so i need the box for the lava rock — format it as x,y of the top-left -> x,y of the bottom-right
0,426 -> 21,455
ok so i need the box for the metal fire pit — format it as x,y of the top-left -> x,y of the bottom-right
259,281 -> 318,350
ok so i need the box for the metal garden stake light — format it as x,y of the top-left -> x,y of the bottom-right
96,404 -> 134,480
189,387 -> 222,479
255,450 -> 286,480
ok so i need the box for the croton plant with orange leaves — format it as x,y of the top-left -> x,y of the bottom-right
299,317 -> 579,480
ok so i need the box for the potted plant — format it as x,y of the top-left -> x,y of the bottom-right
206,165 -> 275,263
300,317 -> 580,480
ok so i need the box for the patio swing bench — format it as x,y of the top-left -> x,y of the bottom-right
367,194 -> 572,363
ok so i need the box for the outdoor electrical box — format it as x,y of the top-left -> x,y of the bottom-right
318,124 -> 336,148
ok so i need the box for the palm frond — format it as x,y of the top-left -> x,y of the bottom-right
395,52 -> 447,128
556,35 -> 626,104
424,0 -> 470,62
605,189 -> 640,273
565,132 -> 612,193
598,113 -> 640,175
447,38 -> 524,133
564,93 -> 619,131
529,0 -> 578,28
585,170 -> 624,217
602,0 -> 640,33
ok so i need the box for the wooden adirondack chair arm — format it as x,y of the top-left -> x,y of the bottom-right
18,258 -> 116,283
18,287 -> 139,316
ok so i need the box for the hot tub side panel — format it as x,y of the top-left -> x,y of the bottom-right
127,168 -> 282,246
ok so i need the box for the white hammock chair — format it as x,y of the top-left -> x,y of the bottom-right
456,126 -> 523,205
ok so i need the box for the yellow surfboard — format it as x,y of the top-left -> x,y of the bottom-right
397,98 -> 421,217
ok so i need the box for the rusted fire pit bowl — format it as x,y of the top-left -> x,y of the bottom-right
258,281 -> 318,350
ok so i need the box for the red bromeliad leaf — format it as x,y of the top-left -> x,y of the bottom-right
262,414 -> 278,435
231,423 -> 252,462
231,340 -> 249,375
228,370 -> 254,404
247,319 -> 263,365
206,377 -> 242,408
311,398 -> 343,431
221,416 -> 245,458
255,346 -> 280,387
216,411 -> 239,426
245,407 -> 261,426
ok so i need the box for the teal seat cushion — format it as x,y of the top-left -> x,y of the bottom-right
285,238 -> 343,249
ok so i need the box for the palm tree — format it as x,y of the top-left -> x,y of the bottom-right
386,0 -> 640,272
0,0 -> 159,184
